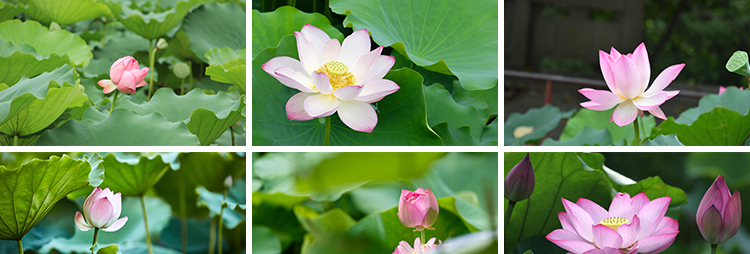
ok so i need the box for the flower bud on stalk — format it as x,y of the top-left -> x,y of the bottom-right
505,153 -> 535,202
697,175 -> 741,247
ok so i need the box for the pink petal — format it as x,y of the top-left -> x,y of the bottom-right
339,29 -> 371,68
398,200 -> 422,228
312,71 -> 333,94
637,196 -> 671,240
580,101 -> 617,111
75,211 -> 93,231
630,193 -> 650,214
610,47 -> 622,60
576,198 -> 608,224
262,56 -> 308,78
98,80 -> 116,94
130,68 -> 149,85
351,46 -> 384,81
648,107 -> 667,120
608,193 -> 635,224
106,192 -> 122,227
631,92 -> 667,111
663,90 -> 679,100
321,39 -> 341,64
337,100 -> 378,133
579,88 -> 624,109
83,188 -> 103,222
355,79 -> 400,103
546,229 -> 594,253
631,42 -> 651,93
360,55 -> 395,85
300,24 -> 332,55
613,55 -> 642,99
102,217 -> 128,232
295,31 -> 321,75
286,92 -> 316,121
617,215 -> 641,249
655,217 -> 679,232
637,228 -> 678,253
559,212 -> 577,232
611,100 -> 638,127
425,189 -> 439,214
592,224 -> 623,249
396,240 -> 414,253
303,93 -> 340,118
117,71 -> 137,92
88,197 -> 114,228
333,85 -> 363,100
562,198 -> 595,240
643,64 -> 685,97
698,176 -> 728,223
275,66 -> 316,93
110,58 -> 127,83
599,50 -> 617,93
720,191 -> 742,243
719,86 -> 727,95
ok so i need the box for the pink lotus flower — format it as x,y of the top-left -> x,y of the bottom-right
398,188 -> 439,231
697,176 -> 741,245
719,86 -> 743,95
579,43 -> 684,127
97,56 -> 149,94
546,193 -> 679,254
74,187 -> 128,232
392,237 -> 441,254
505,153 -> 535,202
262,24 -> 400,133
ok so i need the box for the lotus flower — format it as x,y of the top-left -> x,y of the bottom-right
262,24 -> 400,132
719,86 -> 743,95
546,193 -> 679,254
398,188 -> 439,231
75,187 -> 128,232
697,175 -> 741,245
579,42 -> 684,126
97,56 -> 149,94
392,237 -> 441,254
505,153 -> 535,202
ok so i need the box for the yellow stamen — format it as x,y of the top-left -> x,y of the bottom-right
317,60 -> 356,91
600,217 -> 629,231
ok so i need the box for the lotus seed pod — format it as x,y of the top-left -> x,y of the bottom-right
156,38 -> 168,50
174,62 -> 191,79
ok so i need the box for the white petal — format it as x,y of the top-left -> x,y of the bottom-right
312,71 -> 333,94
355,79 -> 400,103
275,67 -> 316,93
300,24 -> 332,56
304,94 -> 341,118
339,29 -> 371,68
360,55 -> 395,85
333,85 -> 363,100
262,56 -> 307,77
611,100 -> 638,127
351,46 -> 383,82
101,217 -> 128,232
338,100 -> 378,133
320,39 -> 341,64
75,211 -> 93,231
295,31 -> 321,75
286,93 -> 316,121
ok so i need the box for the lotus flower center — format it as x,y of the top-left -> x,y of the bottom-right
600,217 -> 629,231
317,61 -> 356,91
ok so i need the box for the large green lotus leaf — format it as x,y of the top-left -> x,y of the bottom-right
21,0 -> 114,25
107,0 -> 206,40
252,225 -> 281,254
560,108 -> 656,145
97,153 -> 170,197
330,0 -> 498,90
0,19 -> 92,67
253,36 -> 441,145
154,152 -> 240,218
182,1 -> 245,62
0,2 -> 24,23
18,199 -> 77,251
504,105 -> 575,145
205,47 -> 246,93
0,65 -> 87,142
195,182 -> 246,229
672,87 -> 750,125
115,88 -> 245,145
251,6 -> 344,60
541,126 -> 612,146
641,134 -> 683,146
40,196 -> 172,253
618,176 -> 688,206
651,107 -> 750,146
431,124 -> 475,145
0,155 -> 91,240
0,40 -> 71,85
424,83 -> 485,140
504,153 -> 613,253
34,108 -> 201,145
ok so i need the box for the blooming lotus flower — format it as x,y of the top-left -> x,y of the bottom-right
398,188 -> 439,231
579,42 -> 684,126
546,193 -> 679,254
262,24 -> 400,132
719,86 -> 743,95
697,176 -> 741,245
97,56 -> 149,94
505,153 -> 535,202
75,187 -> 128,232
392,237 -> 441,254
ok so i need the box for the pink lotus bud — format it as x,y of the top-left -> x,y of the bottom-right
392,237 -> 441,254
505,153 -> 535,202
74,187 -> 128,232
398,188 -> 439,231
697,175 -> 742,245
97,56 -> 149,94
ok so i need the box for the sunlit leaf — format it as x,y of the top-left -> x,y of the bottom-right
0,19 -> 92,67
251,6 -> 343,60
22,0 -> 114,25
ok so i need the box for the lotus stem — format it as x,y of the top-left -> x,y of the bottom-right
148,40 -> 156,101
218,191 -> 227,254
17,239 -> 22,254
633,117 -> 641,146
178,169 -> 188,254
208,218 -> 216,254
324,116 -> 331,146
180,77 -> 185,95
230,126 -> 235,146
13,134 -> 18,146
109,90 -> 119,116
91,228 -> 99,254
639,115 -> 646,140
420,230 -> 426,246
141,195 -> 154,254
505,200 -> 516,228
188,61 -> 193,92
711,244 -> 717,254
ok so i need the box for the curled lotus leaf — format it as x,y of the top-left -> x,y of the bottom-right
0,19 -> 92,67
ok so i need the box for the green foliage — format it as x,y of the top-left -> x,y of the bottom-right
205,47 -> 246,93
252,6 -> 344,60
98,153 -> 171,197
0,19 -> 92,67
106,0 -> 206,40
22,0 -> 114,25
560,108 -> 656,145
504,105 -> 575,145
183,1 -> 246,62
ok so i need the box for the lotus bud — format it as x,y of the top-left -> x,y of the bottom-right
74,187 -> 128,232
398,188 -> 439,231
697,175 -> 742,245
505,153 -> 535,202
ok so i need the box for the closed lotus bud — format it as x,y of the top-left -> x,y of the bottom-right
156,38 -> 168,50
398,188 -> 439,231
74,187 -> 128,232
697,175 -> 742,245
505,153 -> 535,202
97,56 -> 149,94
174,62 -> 191,79
224,175 -> 233,189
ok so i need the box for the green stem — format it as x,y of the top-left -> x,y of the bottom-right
188,61 -> 193,91
100,21 -> 106,48
180,77 -> 185,95
140,196 -> 154,254
410,62 -> 415,69
13,134 -> 18,146
17,239 -> 22,254
639,114 -> 646,138
208,218 -> 216,254
91,228 -> 99,254
178,169 -> 188,254
147,40 -> 156,101
109,90 -> 119,116
230,126 -> 235,146
633,117 -> 641,146
711,244 -> 717,254
218,191 -> 227,254
420,230 -> 426,246
323,116 -> 331,146
505,200 -> 516,227
324,0 -> 332,22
